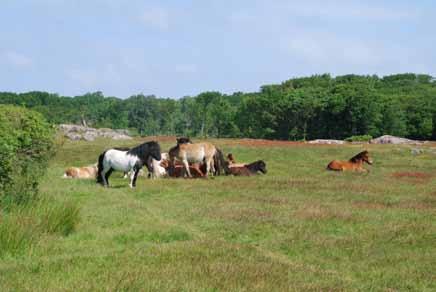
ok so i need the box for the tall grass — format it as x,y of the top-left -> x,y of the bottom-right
0,197 -> 79,258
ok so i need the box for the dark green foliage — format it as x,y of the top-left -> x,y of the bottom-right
1,73 -> 435,140
344,135 -> 373,142
0,105 -> 55,208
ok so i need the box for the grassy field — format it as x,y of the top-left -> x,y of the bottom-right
1,137 -> 436,291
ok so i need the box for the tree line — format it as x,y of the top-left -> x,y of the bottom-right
1,73 -> 435,140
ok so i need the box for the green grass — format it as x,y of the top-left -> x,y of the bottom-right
1,137 -> 436,291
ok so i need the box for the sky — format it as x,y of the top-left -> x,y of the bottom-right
1,0 -> 435,98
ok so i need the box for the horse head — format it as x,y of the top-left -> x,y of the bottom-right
176,137 -> 192,145
256,160 -> 267,174
350,150 -> 373,165
227,153 -> 236,164
147,141 -> 162,161
247,160 -> 267,174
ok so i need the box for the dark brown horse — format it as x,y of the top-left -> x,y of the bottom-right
227,160 -> 267,176
327,150 -> 373,172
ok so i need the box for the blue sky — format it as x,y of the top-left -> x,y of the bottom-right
1,0 -> 435,98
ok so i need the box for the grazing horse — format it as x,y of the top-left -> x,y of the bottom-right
227,160 -> 267,176
97,141 -> 161,188
169,142 -> 217,178
63,164 -> 97,179
327,150 -> 373,172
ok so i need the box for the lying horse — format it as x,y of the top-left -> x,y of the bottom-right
327,150 -> 373,172
63,164 -> 97,179
97,141 -> 161,188
149,152 -> 170,178
167,164 -> 205,178
227,153 -> 247,168
227,160 -> 267,176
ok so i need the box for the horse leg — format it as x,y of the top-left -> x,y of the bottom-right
129,168 -> 138,188
183,159 -> 192,178
104,168 -> 114,187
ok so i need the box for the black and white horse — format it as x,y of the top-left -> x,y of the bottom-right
97,141 -> 161,188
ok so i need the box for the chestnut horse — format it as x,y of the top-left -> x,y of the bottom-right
327,150 -> 373,172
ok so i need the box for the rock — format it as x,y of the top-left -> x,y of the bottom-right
59,124 -> 132,141
307,139 -> 345,145
65,132 -> 82,141
370,135 -> 423,145
411,148 -> 424,155
83,131 -> 98,141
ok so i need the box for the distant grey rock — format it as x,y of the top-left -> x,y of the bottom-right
59,124 -> 132,141
307,139 -> 345,145
370,135 -> 423,145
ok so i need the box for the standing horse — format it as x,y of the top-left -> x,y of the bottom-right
327,150 -> 373,172
97,141 -> 161,188
169,142 -> 217,178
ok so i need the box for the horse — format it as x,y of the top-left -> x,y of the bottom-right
149,152 -> 170,178
227,160 -> 267,176
211,148 -> 231,175
226,153 -> 247,168
169,141 -> 216,178
97,141 -> 161,188
167,164 -> 205,178
327,150 -> 373,172
63,163 -> 97,179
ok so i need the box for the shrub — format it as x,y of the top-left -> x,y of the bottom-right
0,105 -> 55,208
344,135 -> 373,142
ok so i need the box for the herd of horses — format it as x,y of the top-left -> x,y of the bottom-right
63,138 -> 373,188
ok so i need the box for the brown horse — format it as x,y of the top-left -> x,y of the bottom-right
63,164 -> 97,179
327,150 -> 373,172
227,153 -> 247,168
169,142 -> 216,177
227,160 -> 267,176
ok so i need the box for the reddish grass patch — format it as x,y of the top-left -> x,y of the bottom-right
392,172 -> 432,179
391,172 -> 433,184
353,200 -> 435,210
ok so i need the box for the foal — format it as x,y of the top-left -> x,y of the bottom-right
327,150 -> 373,172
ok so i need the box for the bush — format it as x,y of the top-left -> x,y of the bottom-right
0,105 -> 55,208
344,135 -> 373,142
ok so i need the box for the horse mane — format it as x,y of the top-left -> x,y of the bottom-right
127,141 -> 160,160
246,160 -> 266,173
214,148 -> 231,175
349,151 -> 368,162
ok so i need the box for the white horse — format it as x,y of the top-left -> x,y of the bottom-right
97,141 -> 161,188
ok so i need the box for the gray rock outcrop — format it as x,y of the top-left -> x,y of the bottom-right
59,124 -> 132,141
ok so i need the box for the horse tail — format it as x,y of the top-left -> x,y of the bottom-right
215,148 -> 230,175
96,151 -> 107,184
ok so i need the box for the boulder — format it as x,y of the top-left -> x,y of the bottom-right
307,139 -> 345,145
59,124 -> 132,141
370,135 -> 422,145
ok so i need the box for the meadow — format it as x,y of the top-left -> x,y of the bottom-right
1,137 -> 435,291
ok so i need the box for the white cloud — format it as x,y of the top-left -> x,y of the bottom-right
2,51 -> 33,67
140,6 -> 169,30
